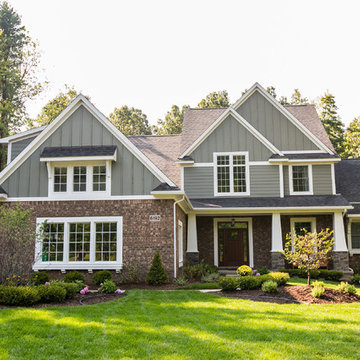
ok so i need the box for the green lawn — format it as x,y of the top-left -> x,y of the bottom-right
0,290 -> 359,360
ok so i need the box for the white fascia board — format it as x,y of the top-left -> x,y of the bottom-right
180,106 -> 282,158
0,126 -> 46,144
0,95 -> 176,187
233,83 -> 334,154
40,154 -> 117,162
151,190 -> 185,196
269,158 -> 341,164
176,160 -> 195,165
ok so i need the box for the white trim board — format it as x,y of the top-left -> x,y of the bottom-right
0,95 -> 176,187
213,217 -> 253,268
232,83 -> 334,154
0,126 -> 46,144
288,164 -> 314,196
180,106 -> 283,158
5,195 -> 156,202
347,218 -> 360,255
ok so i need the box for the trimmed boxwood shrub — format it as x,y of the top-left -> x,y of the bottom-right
269,272 -> 290,286
64,271 -> 84,283
93,270 -> 112,285
37,284 -> 66,303
279,269 -> 343,281
0,286 -> 40,306
55,282 -> 79,299
236,265 -> 252,276
238,276 -> 262,290
262,280 -> 277,293
29,272 -> 49,286
219,277 -> 239,291
319,270 -> 343,281
147,252 -> 168,285
257,267 -> 269,275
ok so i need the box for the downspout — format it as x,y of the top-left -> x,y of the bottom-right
173,196 -> 185,279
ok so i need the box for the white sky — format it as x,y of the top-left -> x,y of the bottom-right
9,0 -> 360,126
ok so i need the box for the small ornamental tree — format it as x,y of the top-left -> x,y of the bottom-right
146,252 -> 168,285
282,229 -> 334,286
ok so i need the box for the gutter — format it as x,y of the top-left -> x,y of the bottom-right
173,196 -> 185,279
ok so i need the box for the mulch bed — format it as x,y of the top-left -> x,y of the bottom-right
215,285 -> 360,304
0,292 -> 127,309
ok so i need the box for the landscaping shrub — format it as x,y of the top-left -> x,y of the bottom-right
100,279 -> 117,294
147,252 -> 168,285
55,282 -> 79,299
257,267 -> 269,275
262,280 -> 277,293
311,281 -> 325,298
350,273 -> 360,285
37,284 -> 66,303
29,272 -> 49,286
337,282 -> 356,294
279,269 -> 320,279
93,270 -> 112,285
182,261 -> 218,281
319,270 -> 343,281
238,276 -> 262,290
0,285 -> 40,306
174,277 -> 188,286
64,271 -> 84,283
201,272 -> 219,283
236,265 -> 252,276
268,272 -> 289,286
219,277 -> 239,291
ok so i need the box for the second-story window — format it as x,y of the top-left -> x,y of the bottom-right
93,165 -> 107,191
214,152 -> 249,196
73,166 -> 87,192
290,165 -> 313,195
54,167 -> 67,192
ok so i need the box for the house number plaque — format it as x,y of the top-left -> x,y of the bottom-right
149,215 -> 161,222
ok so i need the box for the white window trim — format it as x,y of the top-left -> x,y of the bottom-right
178,220 -> 184,267
213,217 -> 253,268
289,164 -> 313,196
347,218 -> 360,255
290,217 -> 316,236
213,152 -> 250,196
48,160 -> 112,199
33,216 -> 123,271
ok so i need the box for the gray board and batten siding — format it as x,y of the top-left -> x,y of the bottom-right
10,136 -> 38,161
1,105 -> 161,197
283,164 -> 333,196
236,90 -> 320,151
184,165 -> 280,198
189,114 -> 273,163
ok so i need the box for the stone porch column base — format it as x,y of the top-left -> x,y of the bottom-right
271,252 -> 285,270
185,252 -> 199,266
332,251 -> 350,272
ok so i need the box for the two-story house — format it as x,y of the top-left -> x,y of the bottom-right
0,83 -> 358,279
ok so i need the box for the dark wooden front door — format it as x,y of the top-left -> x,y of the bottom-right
218,222 -> 249,267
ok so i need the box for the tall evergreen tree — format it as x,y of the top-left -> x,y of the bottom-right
152,104 -> 189,135
109,105 -> 151,136
343,117 -> 360,158
0,1 -> 43,168
197,90 -> 230,108
317,92 -> 345,154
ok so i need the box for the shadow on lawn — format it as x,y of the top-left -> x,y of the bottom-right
0,290 -> 359,359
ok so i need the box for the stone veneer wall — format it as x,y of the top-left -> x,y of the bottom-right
0,199 -> 178,281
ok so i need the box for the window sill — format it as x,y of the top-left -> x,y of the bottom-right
33,262 -> 123,271
289,191 -> 314,196
214,192 -> 250,197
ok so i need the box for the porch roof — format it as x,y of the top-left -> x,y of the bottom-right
190,195 -> 351,209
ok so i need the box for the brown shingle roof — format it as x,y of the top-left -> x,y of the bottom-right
128,134 -> 181,186
284,105 -> 335,152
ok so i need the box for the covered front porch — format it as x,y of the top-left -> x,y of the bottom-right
186,211 -> 350,272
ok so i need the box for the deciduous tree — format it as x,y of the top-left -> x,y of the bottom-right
343,117 -> 360,158
152,104 -> 189,135
197,90 -> 230,108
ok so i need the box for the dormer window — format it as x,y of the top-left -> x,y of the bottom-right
214,152 -> 249,196
73,166 -> 87,192
289,165 -> 313,195
54,167 -> 67,192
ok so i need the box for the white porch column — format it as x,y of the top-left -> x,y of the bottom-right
333,211 -> 348,252
271,212 -> 283,252
187,213 -> 198,252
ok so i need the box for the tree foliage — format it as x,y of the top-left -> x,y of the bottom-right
343,117 -> 360,158
290,89 -> 309,105
282,229 -> 334,286
0,1 -> 44,168
153,104 -> 189,135
317,92 -> 345,154
33,86 -> 78,127
109,105 -> 151,136
197,90 -> 230,108
266,86 -> 277,99
0,205 -> 37,283
146,252 -> 168,285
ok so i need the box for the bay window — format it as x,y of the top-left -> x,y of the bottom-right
214,152 -> 249,196
34,216 -> 123,271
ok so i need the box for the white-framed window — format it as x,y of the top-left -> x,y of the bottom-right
214,152 -> 250,196
290,217 -> 316,237
347,218 -> 360,255
178,220 -> 184,267
289,164 -> 313,195
34,216 -> 123,271
48,161 -> 111,199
